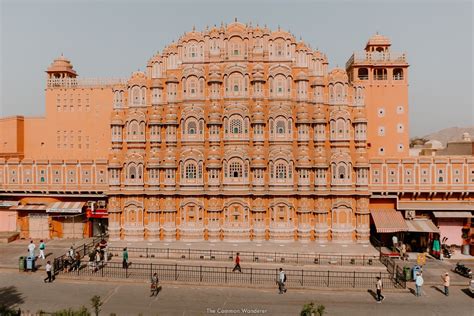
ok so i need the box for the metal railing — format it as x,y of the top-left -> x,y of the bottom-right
53,235 -> 106,273
56,261 -> 403,289
370,236 -> 406,288
107,246 -> 379,266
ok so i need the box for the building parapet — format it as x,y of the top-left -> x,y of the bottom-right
346,51 -> 407,68
47,77 -> 128,89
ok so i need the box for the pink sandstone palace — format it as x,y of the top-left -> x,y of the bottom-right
0,22 -> 473,248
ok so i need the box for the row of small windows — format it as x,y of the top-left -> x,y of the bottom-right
377,106 -> 405,117
372,168 -> 473,184
56,93 -> 90,112
357,68 -> 404,81
6,168 -> 104,184
56,130 -> 90,149
377,144 -> 405,154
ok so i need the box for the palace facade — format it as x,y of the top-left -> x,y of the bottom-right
1,22 -> 473,245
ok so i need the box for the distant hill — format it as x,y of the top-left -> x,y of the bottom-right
422,127 -> 474,146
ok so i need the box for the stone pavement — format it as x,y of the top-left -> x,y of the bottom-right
109,240 -> 380,256
0,238 -> 97,270
1,270 -> 472,316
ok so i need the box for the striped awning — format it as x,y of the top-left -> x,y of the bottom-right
433,211 -> 473,218
0,200 -> 19,208
405,219 -> 440,233
370,209 -> 408,233
47,202 -> 85,214
11,204 -> 48,211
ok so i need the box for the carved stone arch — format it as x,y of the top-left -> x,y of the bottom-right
180,148 -> 204,162
269,146 -> 293,162
224,198 -> 250,209
179,198 -> 204,209
125,199 -> 144,208
224,147 -> 249,161
268,64 -> 292,78
332,199 -> 352,209
223,103 -> 250,118
223,64 -> 248,77
330,151 -> 351,163
329,109 -> 350,121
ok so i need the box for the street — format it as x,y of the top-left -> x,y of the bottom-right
1,270 -> 472,316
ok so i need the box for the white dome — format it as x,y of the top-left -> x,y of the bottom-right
426,140 -> 443,149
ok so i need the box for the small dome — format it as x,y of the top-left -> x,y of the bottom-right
366,34 -> 391,47
46,54 -> 77,76
426,140 -> 443,150
313,106 -> 326,122
353,108 -> 367,122
295,72 -> 309,82
149,108 -> 161,124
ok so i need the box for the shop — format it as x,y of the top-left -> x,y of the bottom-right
404,218 -> 440,253
46,202 -> 87,239
10,203 -> 50,239
369,208 -> 408,247
86,207 -> 108,237
0,200 -> 19,232
433,212 -> 473,246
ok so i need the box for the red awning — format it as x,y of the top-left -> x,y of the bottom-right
370,209 -> 408,233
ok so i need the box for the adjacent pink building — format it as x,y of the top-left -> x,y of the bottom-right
0,22 -> 472,250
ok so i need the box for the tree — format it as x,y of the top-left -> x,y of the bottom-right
300,301 -> 325,316
90,296 -> 103,316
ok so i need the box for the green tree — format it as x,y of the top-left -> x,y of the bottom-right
300,301 -> 325,316
90,296 -> 103,316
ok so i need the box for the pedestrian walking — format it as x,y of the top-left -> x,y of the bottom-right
39,240 -> 46,259
415,272 -> 424,297
232,252 -> 242,273
375,276 -> 385,303
441,272 -> 450,296
122,247 -> 129,269
28,240 -> 36,257
277,268 -> 287,294
43,261 -> 53,283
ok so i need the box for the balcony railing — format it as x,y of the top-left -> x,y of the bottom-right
346,51 -> 407,68
47,77 -> 127,88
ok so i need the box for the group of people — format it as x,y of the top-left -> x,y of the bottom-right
63,246 -> 81,272
90,239 -> 109,271
27,240 -> 46,259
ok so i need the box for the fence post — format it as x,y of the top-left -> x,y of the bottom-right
175,264 -> 178,281
146,247 -> 149,258
296,253 -> 299,264
200,265 -> 202,282
225,267 -> 227,283
101,263 -> 104,278
83,244 -> 86,257
167,248 -> 169,260
341,254 -> 343,266
250,268 -> 253,284
301,269 -> 304,287
188,248 -> 190,260
353,271 -> 355,288
150,263 -> 152,279
363,255 -> 365,266
327,270 -> 330,287
319,254 -> 321,264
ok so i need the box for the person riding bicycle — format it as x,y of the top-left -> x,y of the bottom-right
150,273 -> 159,296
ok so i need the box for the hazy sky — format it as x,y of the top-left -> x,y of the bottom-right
0,0 -> 472,137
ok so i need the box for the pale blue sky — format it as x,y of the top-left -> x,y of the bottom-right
0,0 -> 472,136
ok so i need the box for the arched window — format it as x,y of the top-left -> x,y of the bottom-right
188,79 -> 197,96
185,163 -> 196,179
338,165 -> 346,179
129,165 -> 137,179
230,118 -> 242,134
131,86 -> 140,106
393,68 -> 403,80
187,121 -> 197,134
276,120 -> 286,134
229,161 -> 243,178
129,120 -> 139,135
358,68 -> 368,80
276,163 -> 287,179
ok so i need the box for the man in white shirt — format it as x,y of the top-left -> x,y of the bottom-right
28,240 -> 36,257
278,268 -> 287,294
44,261 -> 53,283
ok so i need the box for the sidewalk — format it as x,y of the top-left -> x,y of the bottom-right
109,240 -> 379,256
0,238 -> 96,270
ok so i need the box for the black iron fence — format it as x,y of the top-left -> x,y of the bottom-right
53,235 -> 105,273
56,261 -> 404,289
107,246 -> 379,266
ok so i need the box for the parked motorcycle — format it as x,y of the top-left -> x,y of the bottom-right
441,237 -> 452,259
454,262 -> 473,278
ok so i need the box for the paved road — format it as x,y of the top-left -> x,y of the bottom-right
1,270 -> 472,316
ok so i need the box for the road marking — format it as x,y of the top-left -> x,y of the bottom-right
342,245 -> 348,247
102,285 -> 120,305
279,244 -> 285,247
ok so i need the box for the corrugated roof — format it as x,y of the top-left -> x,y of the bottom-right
370,209 -> 408,233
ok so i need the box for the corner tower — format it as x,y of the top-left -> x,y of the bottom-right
346,34 -> 409,158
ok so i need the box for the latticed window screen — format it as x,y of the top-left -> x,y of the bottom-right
186,163 -> 196,179
276,163 -> 287,179
230,119 -> 242,134
229,162 -> 242,178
